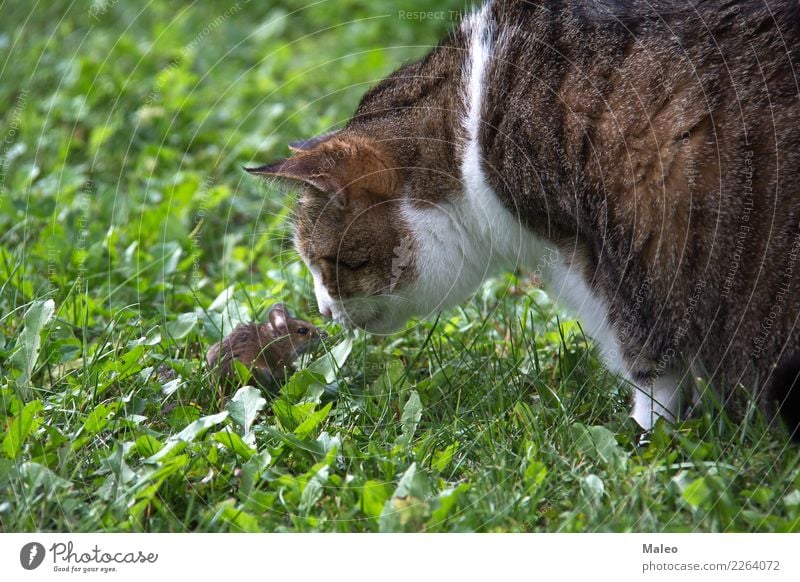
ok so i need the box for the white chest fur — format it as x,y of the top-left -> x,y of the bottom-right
458,6 -> 626,370
403,4 -> 683,430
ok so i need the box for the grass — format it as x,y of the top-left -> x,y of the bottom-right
1,0 -> 800,533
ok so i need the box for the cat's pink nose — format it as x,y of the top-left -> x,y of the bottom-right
321,306 -> 332,319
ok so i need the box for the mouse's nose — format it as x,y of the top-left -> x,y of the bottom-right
319,330 -> 329,340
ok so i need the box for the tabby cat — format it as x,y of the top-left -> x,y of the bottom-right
247,0 -> 800,438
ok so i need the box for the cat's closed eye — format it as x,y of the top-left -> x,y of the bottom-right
321,256 -> 368,271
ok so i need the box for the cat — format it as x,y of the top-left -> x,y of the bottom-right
246,0 -> 800,439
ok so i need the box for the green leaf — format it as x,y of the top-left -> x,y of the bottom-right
359,480 -> 392,519
134,435 -> 163,457
783,490 -> 800,508
316,432 -> 341,455
145,411 -> 228,463
396,390 -> 422,447
281,369 -> 328,402
571,423 -> 628,471
216,501 -> 261,532
676,434 -> 714,461
2,400 -> 43,459
263,427 -> 326,459
744,486 -> 774,506
231,359 -> 253,386
379,463 -> 433,533
239,450 -> 273,496
71,402 -> 123,451
273,400 -> 316,432
15,462 -> 71,495
393,462 -> 432,500
682,477 -> 713,510
101,443 -> 136,486
430,483 -> 469,524
11,299 -> 55,399
299,464 -> 329,514
226,386 -> 266,436
308,336 -> 353,383
213,429 -> 255,460
581,474 -> 605,506
82,402 -> 121,434
294,402 -> 332,440
432,441 -> 458,473
166,405 -> 201,430
129,456 -> 191,520
370,357 -> 406,395
165,312 -> 199,340
524,461 -> 548,489
96,347 -> 145,396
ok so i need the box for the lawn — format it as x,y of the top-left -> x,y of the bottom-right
1,0 -> 799,533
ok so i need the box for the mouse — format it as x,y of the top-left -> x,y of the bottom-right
206,303 -> 326,393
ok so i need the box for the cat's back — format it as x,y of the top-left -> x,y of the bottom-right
477,0 -> 800,393
483,0 -> 800,211
490,0 -> 800,71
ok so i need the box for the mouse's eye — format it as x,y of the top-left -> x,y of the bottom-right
297,327 -> 310,335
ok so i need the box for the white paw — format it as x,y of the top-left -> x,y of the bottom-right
630,374 -> 682,430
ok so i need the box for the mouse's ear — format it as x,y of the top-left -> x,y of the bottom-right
268,303 -> 289,334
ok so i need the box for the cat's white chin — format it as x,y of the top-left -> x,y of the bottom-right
329,299 -> 415,335
345,312 -> 404,335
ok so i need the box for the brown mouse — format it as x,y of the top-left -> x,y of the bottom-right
206,303 -> 326,393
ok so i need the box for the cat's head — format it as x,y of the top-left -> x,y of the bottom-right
246,132 -> 478,334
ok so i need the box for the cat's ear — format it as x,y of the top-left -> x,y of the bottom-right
244,154 -> 339,196
287,132 -> 335,152
268,303 -> 290,335
245,134 -> 398,206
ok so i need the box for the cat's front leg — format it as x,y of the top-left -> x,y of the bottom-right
629,372 -> 684,430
